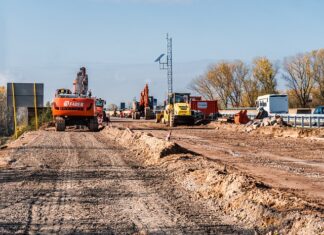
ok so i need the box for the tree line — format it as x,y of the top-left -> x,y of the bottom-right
189,49 -> 324,109
0,86 -> 7,135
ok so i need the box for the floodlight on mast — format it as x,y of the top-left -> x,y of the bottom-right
154,34 -> 173,93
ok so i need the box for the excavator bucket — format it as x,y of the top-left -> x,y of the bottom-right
234,110 -> 250,125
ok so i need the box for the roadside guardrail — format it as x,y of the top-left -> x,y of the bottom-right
220,111 -> 324,128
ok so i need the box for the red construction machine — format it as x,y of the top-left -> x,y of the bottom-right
95,98 -> 109,125
51,67 -> 99,132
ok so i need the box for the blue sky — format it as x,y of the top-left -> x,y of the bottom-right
0,0 -> 323,104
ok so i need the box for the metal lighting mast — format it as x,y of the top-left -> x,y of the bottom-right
155,34 -> 173,93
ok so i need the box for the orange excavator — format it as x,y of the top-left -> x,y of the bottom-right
132,84 -> 154,120
51,67 -> 99,132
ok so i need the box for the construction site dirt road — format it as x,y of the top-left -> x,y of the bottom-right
0,120 -> 323,234
0,129 -> 253,234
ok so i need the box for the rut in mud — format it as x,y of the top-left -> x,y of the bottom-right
0,130 -> 253,234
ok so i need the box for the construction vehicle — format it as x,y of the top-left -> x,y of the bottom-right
156,93 -> 194,127
95,98 -> 108,126
256,94 -> 288,114
132,84 -> 155,120
51,67 -> 99,132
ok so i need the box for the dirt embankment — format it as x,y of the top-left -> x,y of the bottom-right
211,122 -> 324,139
103,126 -> 324,234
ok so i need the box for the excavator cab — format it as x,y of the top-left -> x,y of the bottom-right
55,88 -> 72,97
95,98 -> 106,108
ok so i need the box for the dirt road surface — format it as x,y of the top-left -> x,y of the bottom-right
0,130 -> 252,234
112,118 -> 324,204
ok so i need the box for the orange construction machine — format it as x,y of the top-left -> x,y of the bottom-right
51,67 -> 99,132
132,84 -> 155,120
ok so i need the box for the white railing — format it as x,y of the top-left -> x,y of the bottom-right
220,111 -> 324,128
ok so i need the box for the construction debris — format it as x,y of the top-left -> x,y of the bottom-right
245,115 -> 292,132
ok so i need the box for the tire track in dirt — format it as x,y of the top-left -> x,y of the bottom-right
1,130 -> 251,234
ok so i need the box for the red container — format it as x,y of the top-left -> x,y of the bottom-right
190,96 -> 202,101
190,100 -> 219,117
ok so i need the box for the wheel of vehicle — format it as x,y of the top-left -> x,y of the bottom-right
89,118 -> 99,132
103,111 -> 108,123
144,108 -> 150,120
55,117 -> 66,132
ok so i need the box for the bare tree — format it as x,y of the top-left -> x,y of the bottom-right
312,49 -> 324,102
283,54 -> 315,108
192,61 -> 249,108
230,61 -> 249,107
241,78 -> 259,107
188,75 -> 215,100
207,62 -> 233,108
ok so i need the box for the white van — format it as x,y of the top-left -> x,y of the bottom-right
256,94 -> 289,114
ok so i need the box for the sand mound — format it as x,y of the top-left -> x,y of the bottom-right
103,127 -> 191,163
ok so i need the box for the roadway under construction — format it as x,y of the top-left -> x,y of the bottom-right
0,119 -> 323,234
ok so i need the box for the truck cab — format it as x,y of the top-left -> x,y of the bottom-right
95,98 -> 108,124
256,94 -> 288,114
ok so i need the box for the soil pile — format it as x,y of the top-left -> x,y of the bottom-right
211,122 -> 324,139
104,126 -> 324,234
103,127 -> 189,163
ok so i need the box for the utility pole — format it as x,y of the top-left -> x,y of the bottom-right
155,33 -> 173,94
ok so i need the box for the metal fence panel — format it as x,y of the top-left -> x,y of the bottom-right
7,83 -> 44,107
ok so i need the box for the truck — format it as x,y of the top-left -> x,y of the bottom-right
256,94 -> 288,115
